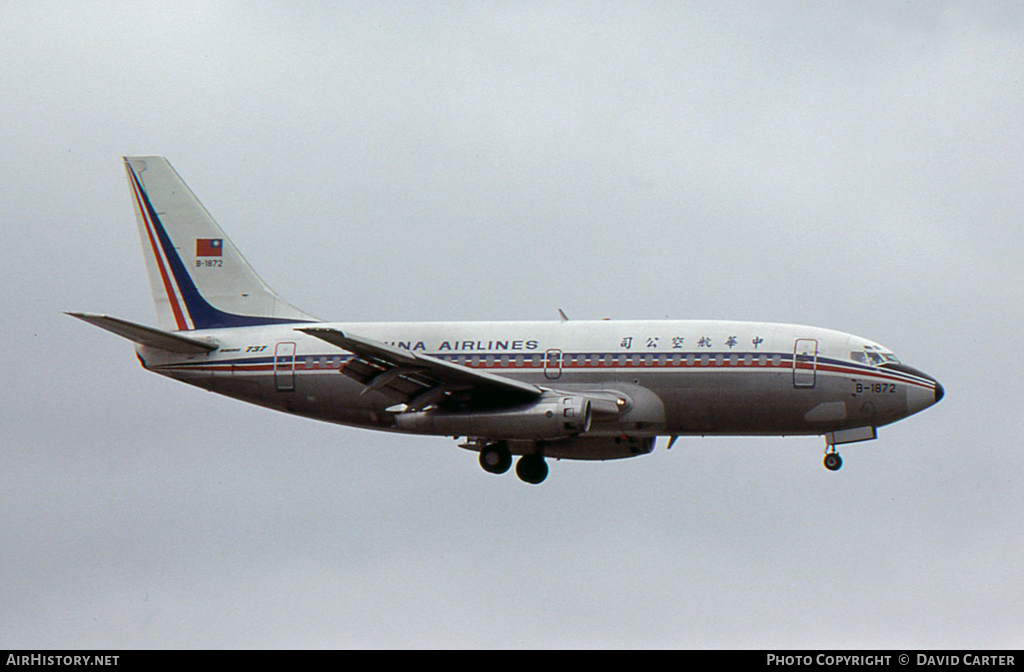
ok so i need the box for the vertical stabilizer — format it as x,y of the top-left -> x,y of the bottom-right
124,156 -> 319,331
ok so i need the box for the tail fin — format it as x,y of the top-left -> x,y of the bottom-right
124,156 -> 319,331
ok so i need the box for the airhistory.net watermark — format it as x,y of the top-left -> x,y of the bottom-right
6,656 -> 118,667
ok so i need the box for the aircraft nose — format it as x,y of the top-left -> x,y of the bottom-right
892,363 -> 943,415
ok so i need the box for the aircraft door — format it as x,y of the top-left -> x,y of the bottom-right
544,349 -> 563,380
793,339 -> 817,388
274,341 -> 296,392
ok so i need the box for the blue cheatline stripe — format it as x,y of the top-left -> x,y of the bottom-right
128,165 -> 315,331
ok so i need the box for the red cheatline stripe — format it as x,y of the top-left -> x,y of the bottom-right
127,167 -> 189,331
156,355 -> 935,390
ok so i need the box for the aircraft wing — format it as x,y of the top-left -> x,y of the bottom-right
297,327 -> 542,410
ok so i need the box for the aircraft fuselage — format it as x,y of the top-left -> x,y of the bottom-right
139,318 -> 941,459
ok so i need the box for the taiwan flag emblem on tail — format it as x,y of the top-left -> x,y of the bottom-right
196,238 -> 223,257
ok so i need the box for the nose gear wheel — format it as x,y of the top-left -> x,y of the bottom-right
823,449 -> 842,471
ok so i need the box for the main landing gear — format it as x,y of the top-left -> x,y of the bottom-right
479,443 -> 512,475
515,454 -> 549,485
823,447 -> 843,471
478,442 -> 549,484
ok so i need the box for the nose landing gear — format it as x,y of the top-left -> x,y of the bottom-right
823,448 -> 843,471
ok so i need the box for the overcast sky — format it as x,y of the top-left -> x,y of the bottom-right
1,1 -> 1021,649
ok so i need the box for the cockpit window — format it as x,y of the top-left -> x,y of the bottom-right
852,347 -> 900,366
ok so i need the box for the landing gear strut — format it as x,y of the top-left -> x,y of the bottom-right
823,448 -> 843,471
515,454 -> 549,485
479,442 -> 512,474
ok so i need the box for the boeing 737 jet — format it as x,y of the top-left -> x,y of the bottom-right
69,157 -> 944,484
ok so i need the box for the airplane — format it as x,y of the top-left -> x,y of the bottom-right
69,156 -> 944,485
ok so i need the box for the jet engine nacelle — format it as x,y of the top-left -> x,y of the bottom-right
395,395 -> 592,440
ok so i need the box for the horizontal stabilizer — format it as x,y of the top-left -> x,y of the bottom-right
66,312 -> 217,354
